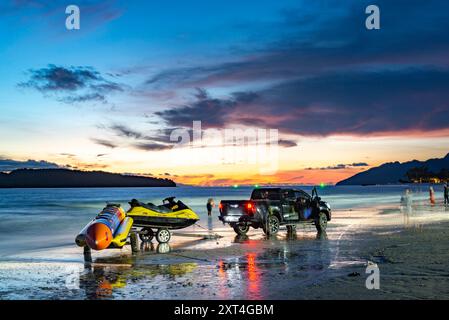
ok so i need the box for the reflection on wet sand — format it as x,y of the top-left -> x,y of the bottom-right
157,243 -> 171,254
208,216 -> 213,231
316,231 -> 328,240
216,252 -> 261,299
78,239 -> 200,299
233,229 -> 324,244
286,229 -> 297,240
213,230 -> 331,299
76,225 -> 336,299
233,234 -> 249,243
139,242 -> 172,254
217,259 -> 231,299
246,252 -> 260,299
80,265 -> 130,299
80,261 -> 198,299
140,242 -> 155,252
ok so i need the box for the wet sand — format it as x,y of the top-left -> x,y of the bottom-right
1,203 -> 449,299
306,216 -> 449,299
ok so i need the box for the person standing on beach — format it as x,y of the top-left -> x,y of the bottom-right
207,198 -> 215,216
444,183 -> 449,205
429,186 -> 436,205
401,189 -> 412,226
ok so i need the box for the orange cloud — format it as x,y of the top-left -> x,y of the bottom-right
174,167 -> 364,186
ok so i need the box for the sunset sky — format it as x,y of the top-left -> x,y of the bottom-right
1,0 -> 449,185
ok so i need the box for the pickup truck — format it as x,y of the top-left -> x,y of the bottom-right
219,187 -> 331,236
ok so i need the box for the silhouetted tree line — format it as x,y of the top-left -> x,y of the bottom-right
0,169 -> 176,188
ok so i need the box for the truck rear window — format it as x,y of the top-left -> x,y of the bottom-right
251,189 -> 281,200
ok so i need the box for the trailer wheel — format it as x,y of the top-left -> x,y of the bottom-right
315,212 -> 328,232
156,228 -> 171,243
139,228 -> 154,243
233,224 -> 250,236
263,215 -> 280,236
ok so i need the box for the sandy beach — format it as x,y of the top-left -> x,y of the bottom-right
1,199 -> 449,300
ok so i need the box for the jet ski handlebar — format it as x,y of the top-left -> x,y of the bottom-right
163,196 -> 177,204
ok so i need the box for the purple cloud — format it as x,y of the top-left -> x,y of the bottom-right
19,64 -> 124,104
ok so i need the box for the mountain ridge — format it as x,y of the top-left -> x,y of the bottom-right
336,153 -> 449,185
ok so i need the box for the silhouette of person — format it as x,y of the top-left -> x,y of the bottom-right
444,183 -> 449,205
207,198 -> 215,216
401,189 -> 412,226
429,186 -> 436,205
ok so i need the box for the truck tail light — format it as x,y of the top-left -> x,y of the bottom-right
246,202 -> 255,215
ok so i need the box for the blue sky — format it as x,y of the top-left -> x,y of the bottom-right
1,0 -> 449,185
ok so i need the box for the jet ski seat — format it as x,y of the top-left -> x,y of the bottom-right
146,202 -> 172,213
129,199 -> 172,213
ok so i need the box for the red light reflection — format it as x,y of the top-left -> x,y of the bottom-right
246,252 -> 260,298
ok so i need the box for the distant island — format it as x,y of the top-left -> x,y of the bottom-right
0,169 -> 176,188
337,153 -> 449,186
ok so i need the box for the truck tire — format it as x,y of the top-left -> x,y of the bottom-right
233,224 -> 250,236
315,212 -> 328,232
263,215 -> 280,236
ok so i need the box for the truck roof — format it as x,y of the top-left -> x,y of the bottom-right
250,187 -> 311,201
255,187 -> 301,192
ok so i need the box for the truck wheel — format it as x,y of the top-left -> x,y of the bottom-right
139,228 -> 154,243
233,224 -> 249,236
263,215 -> 280,236
156,228 -> 171,243
315,212 -> 328,232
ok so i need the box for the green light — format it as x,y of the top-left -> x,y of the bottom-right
254,184 -> 259,188
233,184 -> 239,188
320,182 -> 326,188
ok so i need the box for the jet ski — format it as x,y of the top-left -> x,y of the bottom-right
127,197 -> 200,244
